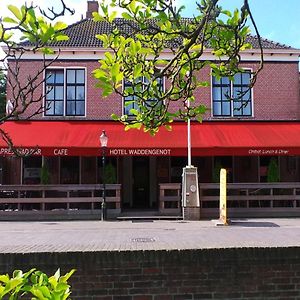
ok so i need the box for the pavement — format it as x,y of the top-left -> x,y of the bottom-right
1,218 -> 300,253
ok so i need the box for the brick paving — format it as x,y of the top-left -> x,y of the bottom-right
1,218 -> 300,253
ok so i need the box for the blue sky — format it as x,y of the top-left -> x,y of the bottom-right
1,0 -> 300,49
178,0 -> 300,49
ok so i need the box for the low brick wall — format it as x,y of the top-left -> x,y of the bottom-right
1,247 -> 300,299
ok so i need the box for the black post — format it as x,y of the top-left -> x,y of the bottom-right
101,146 -> 106,221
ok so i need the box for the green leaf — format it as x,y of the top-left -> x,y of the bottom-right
92,12 -> 105,22
8,5 -> 22,21
116,72 -> 124,83
111,62 -> 120,83
59,270 -> 76,283
133,63 -> 142,78
222,10 -> 232,17
158,11 -> 168,22
102,85 -> 114,97
2,17 -> 18,24
164,124 -> 172,131
38,286 -> 51,298
124,100 -> 134,107
12,270 -> 23,279
55,34 -> 69,41
111,113 -> 119,121
129,108 -> 139,115
125,123 -> 142,130
108,11 -> 117,22
53,21 -> 67,31
4,278 -> 22,292
129,0 -> 137,13
104,52 -> 114,63
197,81 -> 209,87
232,9 -> 239,24
30,287 -> 48,300
0,275 -> 9,284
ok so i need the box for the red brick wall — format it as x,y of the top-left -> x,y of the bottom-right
1,247 -> 300,299
11,60 -> 123,120
12,60 -> 300,121
251,62 -> 300,120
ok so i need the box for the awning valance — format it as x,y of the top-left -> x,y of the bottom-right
0,121 -> 300,156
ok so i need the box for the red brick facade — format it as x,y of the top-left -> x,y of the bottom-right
13,60 -> 300,121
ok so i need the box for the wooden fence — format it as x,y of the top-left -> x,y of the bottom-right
0,184 -> 121,220
158,182 -> 300,219
1,182 -> 300,220
159,183 -> 181,215
200,182 -> 300,218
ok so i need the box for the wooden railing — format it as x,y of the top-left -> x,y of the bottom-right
200,182 -> 300,218
159,183 -> 181,215
2,182 -> 300,219
159,182 -> 300,218
0,184 -> 121,220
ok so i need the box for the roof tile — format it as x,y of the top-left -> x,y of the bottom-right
39,18 -> 295,50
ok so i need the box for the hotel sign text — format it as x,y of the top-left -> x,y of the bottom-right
109,148 -> 171,156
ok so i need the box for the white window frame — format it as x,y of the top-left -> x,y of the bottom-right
122,75 -> 165,116
210,68 -> 254,118
43,66 -> 87,117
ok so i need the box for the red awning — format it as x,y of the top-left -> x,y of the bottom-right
0,120 -> 300,156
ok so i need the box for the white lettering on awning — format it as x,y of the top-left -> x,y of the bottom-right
109,148 -> 171,156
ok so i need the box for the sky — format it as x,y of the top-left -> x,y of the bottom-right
0,0 -> 300,49
178,0 -> 300,49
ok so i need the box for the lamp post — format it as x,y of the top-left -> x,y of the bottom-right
100,130 -> 108,221
181,96 -> 200,220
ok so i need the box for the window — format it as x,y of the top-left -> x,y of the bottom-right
60,157 -> 80,184
212,71 -> 252,117
22,157 -> 42,184
123,76 -> 164,116
45,69 -> 85,116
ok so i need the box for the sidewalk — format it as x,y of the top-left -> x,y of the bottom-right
1,218 -> 300,253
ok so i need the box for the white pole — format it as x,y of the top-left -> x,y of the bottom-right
187,99 -> 192,167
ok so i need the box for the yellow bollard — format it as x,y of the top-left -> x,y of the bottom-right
219,168 -> 229,226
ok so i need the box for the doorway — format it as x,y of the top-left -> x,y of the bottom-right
132,157 -> 150,208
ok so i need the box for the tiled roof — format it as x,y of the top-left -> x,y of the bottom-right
47,18 -> 294,50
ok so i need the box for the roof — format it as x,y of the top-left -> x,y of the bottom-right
46,18 -> 294,50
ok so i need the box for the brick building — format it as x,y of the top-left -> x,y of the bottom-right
1,1 -> 300,219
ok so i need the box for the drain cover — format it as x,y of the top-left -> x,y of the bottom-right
131,237 -> 156,243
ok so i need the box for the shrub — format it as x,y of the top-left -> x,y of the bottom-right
267,157 -> 280,182
0,268 -> 75,299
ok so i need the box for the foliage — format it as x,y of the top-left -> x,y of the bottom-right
0,0 -> 263,141
93,0 -> 263,134
40,163 -> 50,184
0,2 -> 73,156
0,268 -> 75,300
104,162 -> 117,184
267,157 -> 280,182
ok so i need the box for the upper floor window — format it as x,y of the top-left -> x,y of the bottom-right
45,68 -> 85,116
212,71 -> 252,117
123,76 -> 164,116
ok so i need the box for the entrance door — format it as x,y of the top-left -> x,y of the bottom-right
132,157 -> 150,208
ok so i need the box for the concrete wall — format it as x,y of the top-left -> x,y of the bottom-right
1,247 -> 300,299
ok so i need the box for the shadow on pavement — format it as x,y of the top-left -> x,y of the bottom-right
230,221 -> 280,227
